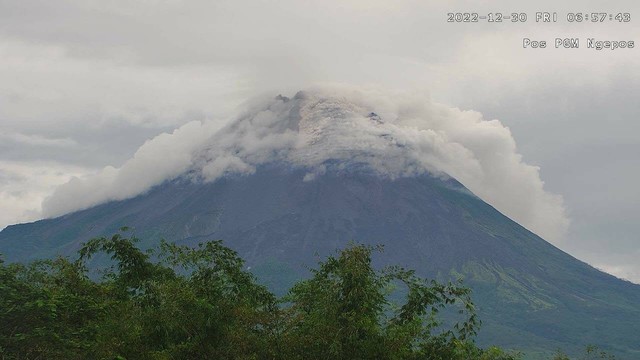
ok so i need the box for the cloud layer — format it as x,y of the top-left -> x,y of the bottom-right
43,85 -> 569,242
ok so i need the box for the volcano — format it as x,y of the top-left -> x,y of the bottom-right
1,89 -> 639,358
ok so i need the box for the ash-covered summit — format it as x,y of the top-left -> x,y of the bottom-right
43,86 -> 567,241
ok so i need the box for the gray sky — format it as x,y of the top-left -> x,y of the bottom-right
1,0 -> 638,282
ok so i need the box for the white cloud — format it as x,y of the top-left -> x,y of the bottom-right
0,161 -> 89,230
43,85 -> 569,242
42,120 -> 225,217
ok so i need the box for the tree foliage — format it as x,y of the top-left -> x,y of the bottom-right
0,231 -> 612,359
278,244 -> 505,360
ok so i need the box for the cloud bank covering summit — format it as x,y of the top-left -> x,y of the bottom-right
44,86 -> 568,242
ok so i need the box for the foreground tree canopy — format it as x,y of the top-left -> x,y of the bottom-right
0,230 -> 613,359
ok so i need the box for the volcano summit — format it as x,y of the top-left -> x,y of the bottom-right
42,87 -> 568,242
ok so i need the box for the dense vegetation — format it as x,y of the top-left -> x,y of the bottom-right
0,230 -> 613,359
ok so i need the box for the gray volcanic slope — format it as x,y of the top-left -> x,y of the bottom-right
1,165 -> 639,359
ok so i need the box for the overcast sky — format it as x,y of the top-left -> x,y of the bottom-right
1,0 -> 638,282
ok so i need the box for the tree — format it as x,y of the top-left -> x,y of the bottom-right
0,230 -> 277,359
76,230 -> 277,359
0,255 -> 103,359
5,232 -> 599,360
279,244 -> 519,360
553,345 -> 616,360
